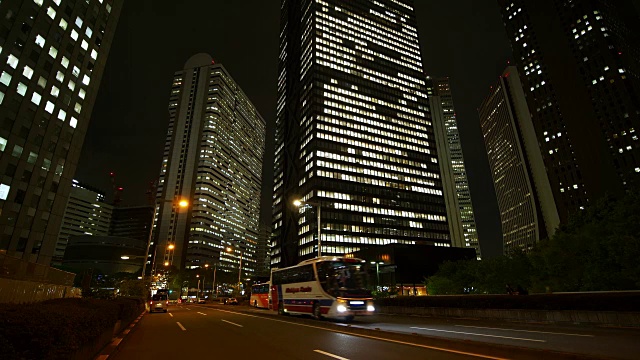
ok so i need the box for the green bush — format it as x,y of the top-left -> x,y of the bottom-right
0,297 -> 144,360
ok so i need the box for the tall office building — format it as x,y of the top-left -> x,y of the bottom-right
497,0 -> 640,221
479,67 -> 559,253
110,205 -> 153,242
53,179 -> 112,264
428,77 -> 481,259
272,0 -> 449,268
0,0 -> 123,265
154,54 -> 265,278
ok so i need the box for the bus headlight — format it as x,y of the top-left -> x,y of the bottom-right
367,305 -> 375,312
337,304 -> 348,312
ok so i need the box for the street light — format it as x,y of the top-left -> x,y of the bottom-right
226,247 -> 243,284
144,197 -> 189,280
371,261 -> 385,290
293,199 -> 322,257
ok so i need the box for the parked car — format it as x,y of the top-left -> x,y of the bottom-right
227,297 -> 239,305
198,298 -> 206,304
150,294 -> 169,313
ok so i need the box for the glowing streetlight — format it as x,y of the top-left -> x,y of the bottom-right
164,261 -> 169,266
293,199 -> 322,257
167,244 -> 175,250
178,199 -> 189,208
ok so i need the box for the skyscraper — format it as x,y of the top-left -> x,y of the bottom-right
497,0 -> 640,221
0,0 -> 123,265
53,179 -> 112,264
479,67 -> 559,253
428,77 -> 481,259
154,54 -> 265,278
272,0 -> 449,268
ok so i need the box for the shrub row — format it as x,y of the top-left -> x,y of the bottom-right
0,297 -> 144,360
375,292 -> 640,312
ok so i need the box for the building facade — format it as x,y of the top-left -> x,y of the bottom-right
428,77 -> 481,259
478,67 -> 559,253
272,0 -> 449,268
154,54 -> 265,279
0,0 -> 123,265
53,179 -> 112,264
497,0 -> 640,221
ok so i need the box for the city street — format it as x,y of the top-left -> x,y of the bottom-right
110,304 -> 640,360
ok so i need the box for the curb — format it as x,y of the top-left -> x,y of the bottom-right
94,311 -> 145,360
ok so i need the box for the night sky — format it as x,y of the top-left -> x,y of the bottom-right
76,0 -> 520,259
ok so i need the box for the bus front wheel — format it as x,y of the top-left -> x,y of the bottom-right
278,303 -> 286,315
312,303 -> 322,320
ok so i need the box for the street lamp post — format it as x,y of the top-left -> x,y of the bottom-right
293,199 -> 321,257
145,198 -> 188,280
371,261 -> 384,290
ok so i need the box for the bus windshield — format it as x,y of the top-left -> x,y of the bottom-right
317,260 -> 371,298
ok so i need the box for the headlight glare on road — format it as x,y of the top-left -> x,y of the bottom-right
367,305 -> 375,312
337,304 -> 348,312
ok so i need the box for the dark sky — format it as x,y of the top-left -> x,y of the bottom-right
76,0 -> 517,259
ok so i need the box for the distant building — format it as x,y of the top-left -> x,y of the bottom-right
0,0 -> 123,265
478,67 -> 559,253
154,54 -> 265,278
428,77 -> 481,259
53,180 -> 113,264
497,0 -> 640,221
61,235 -> 146,276
255,222 -> 271,277
273,0 -> 449,268
110,206 -> 153,274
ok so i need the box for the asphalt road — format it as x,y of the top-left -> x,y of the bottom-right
111,304 -> 640,360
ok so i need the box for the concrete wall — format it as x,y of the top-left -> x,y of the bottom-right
0,278 -> 81,303
378,306 -> 640,327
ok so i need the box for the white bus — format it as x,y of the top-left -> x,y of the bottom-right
269,256 -> 375,321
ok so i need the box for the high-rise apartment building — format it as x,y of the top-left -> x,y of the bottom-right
497,0 -> 640,221
0,0 -> 123,265
479,67 -> 559,253
428,77 -> 481,259
272,0 -> 449,268
154,54 -> 265,279
53,179 -> 112,264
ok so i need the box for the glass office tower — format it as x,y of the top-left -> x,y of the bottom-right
272,0 -> 449,267
154,54 -> 265,278
0,0 -> 123,265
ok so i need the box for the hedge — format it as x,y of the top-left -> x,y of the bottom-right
375,292 -> 640,312
0,297 -> 144,360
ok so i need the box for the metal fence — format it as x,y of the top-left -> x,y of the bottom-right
0,253 -> 75,286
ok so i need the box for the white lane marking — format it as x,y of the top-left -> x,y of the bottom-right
169,313 -> 174,317
314,349 -> 350,360
111,338 -> 122,346
185,307 -> 191,310
410,327 -> 545,343
210,308 -> 507,359
177,322 -> 186,331
197,312 -> 208,316
222,319 -> 243,327
455,325 -> 595,337
96,355 -> 109,360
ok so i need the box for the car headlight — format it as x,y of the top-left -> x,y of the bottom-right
337,304 -> 348,312
367,305 -> 375,312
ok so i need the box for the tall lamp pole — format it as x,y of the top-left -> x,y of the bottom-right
145,198 -> 189,280
293,199 -> 321,257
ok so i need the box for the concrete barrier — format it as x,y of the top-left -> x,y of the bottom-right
0,277 -> 81,303
377,305 -> 640,327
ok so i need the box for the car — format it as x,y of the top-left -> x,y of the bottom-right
149,294 -> 169,313
227,297 -> 239,305
197,298 -> 206,304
